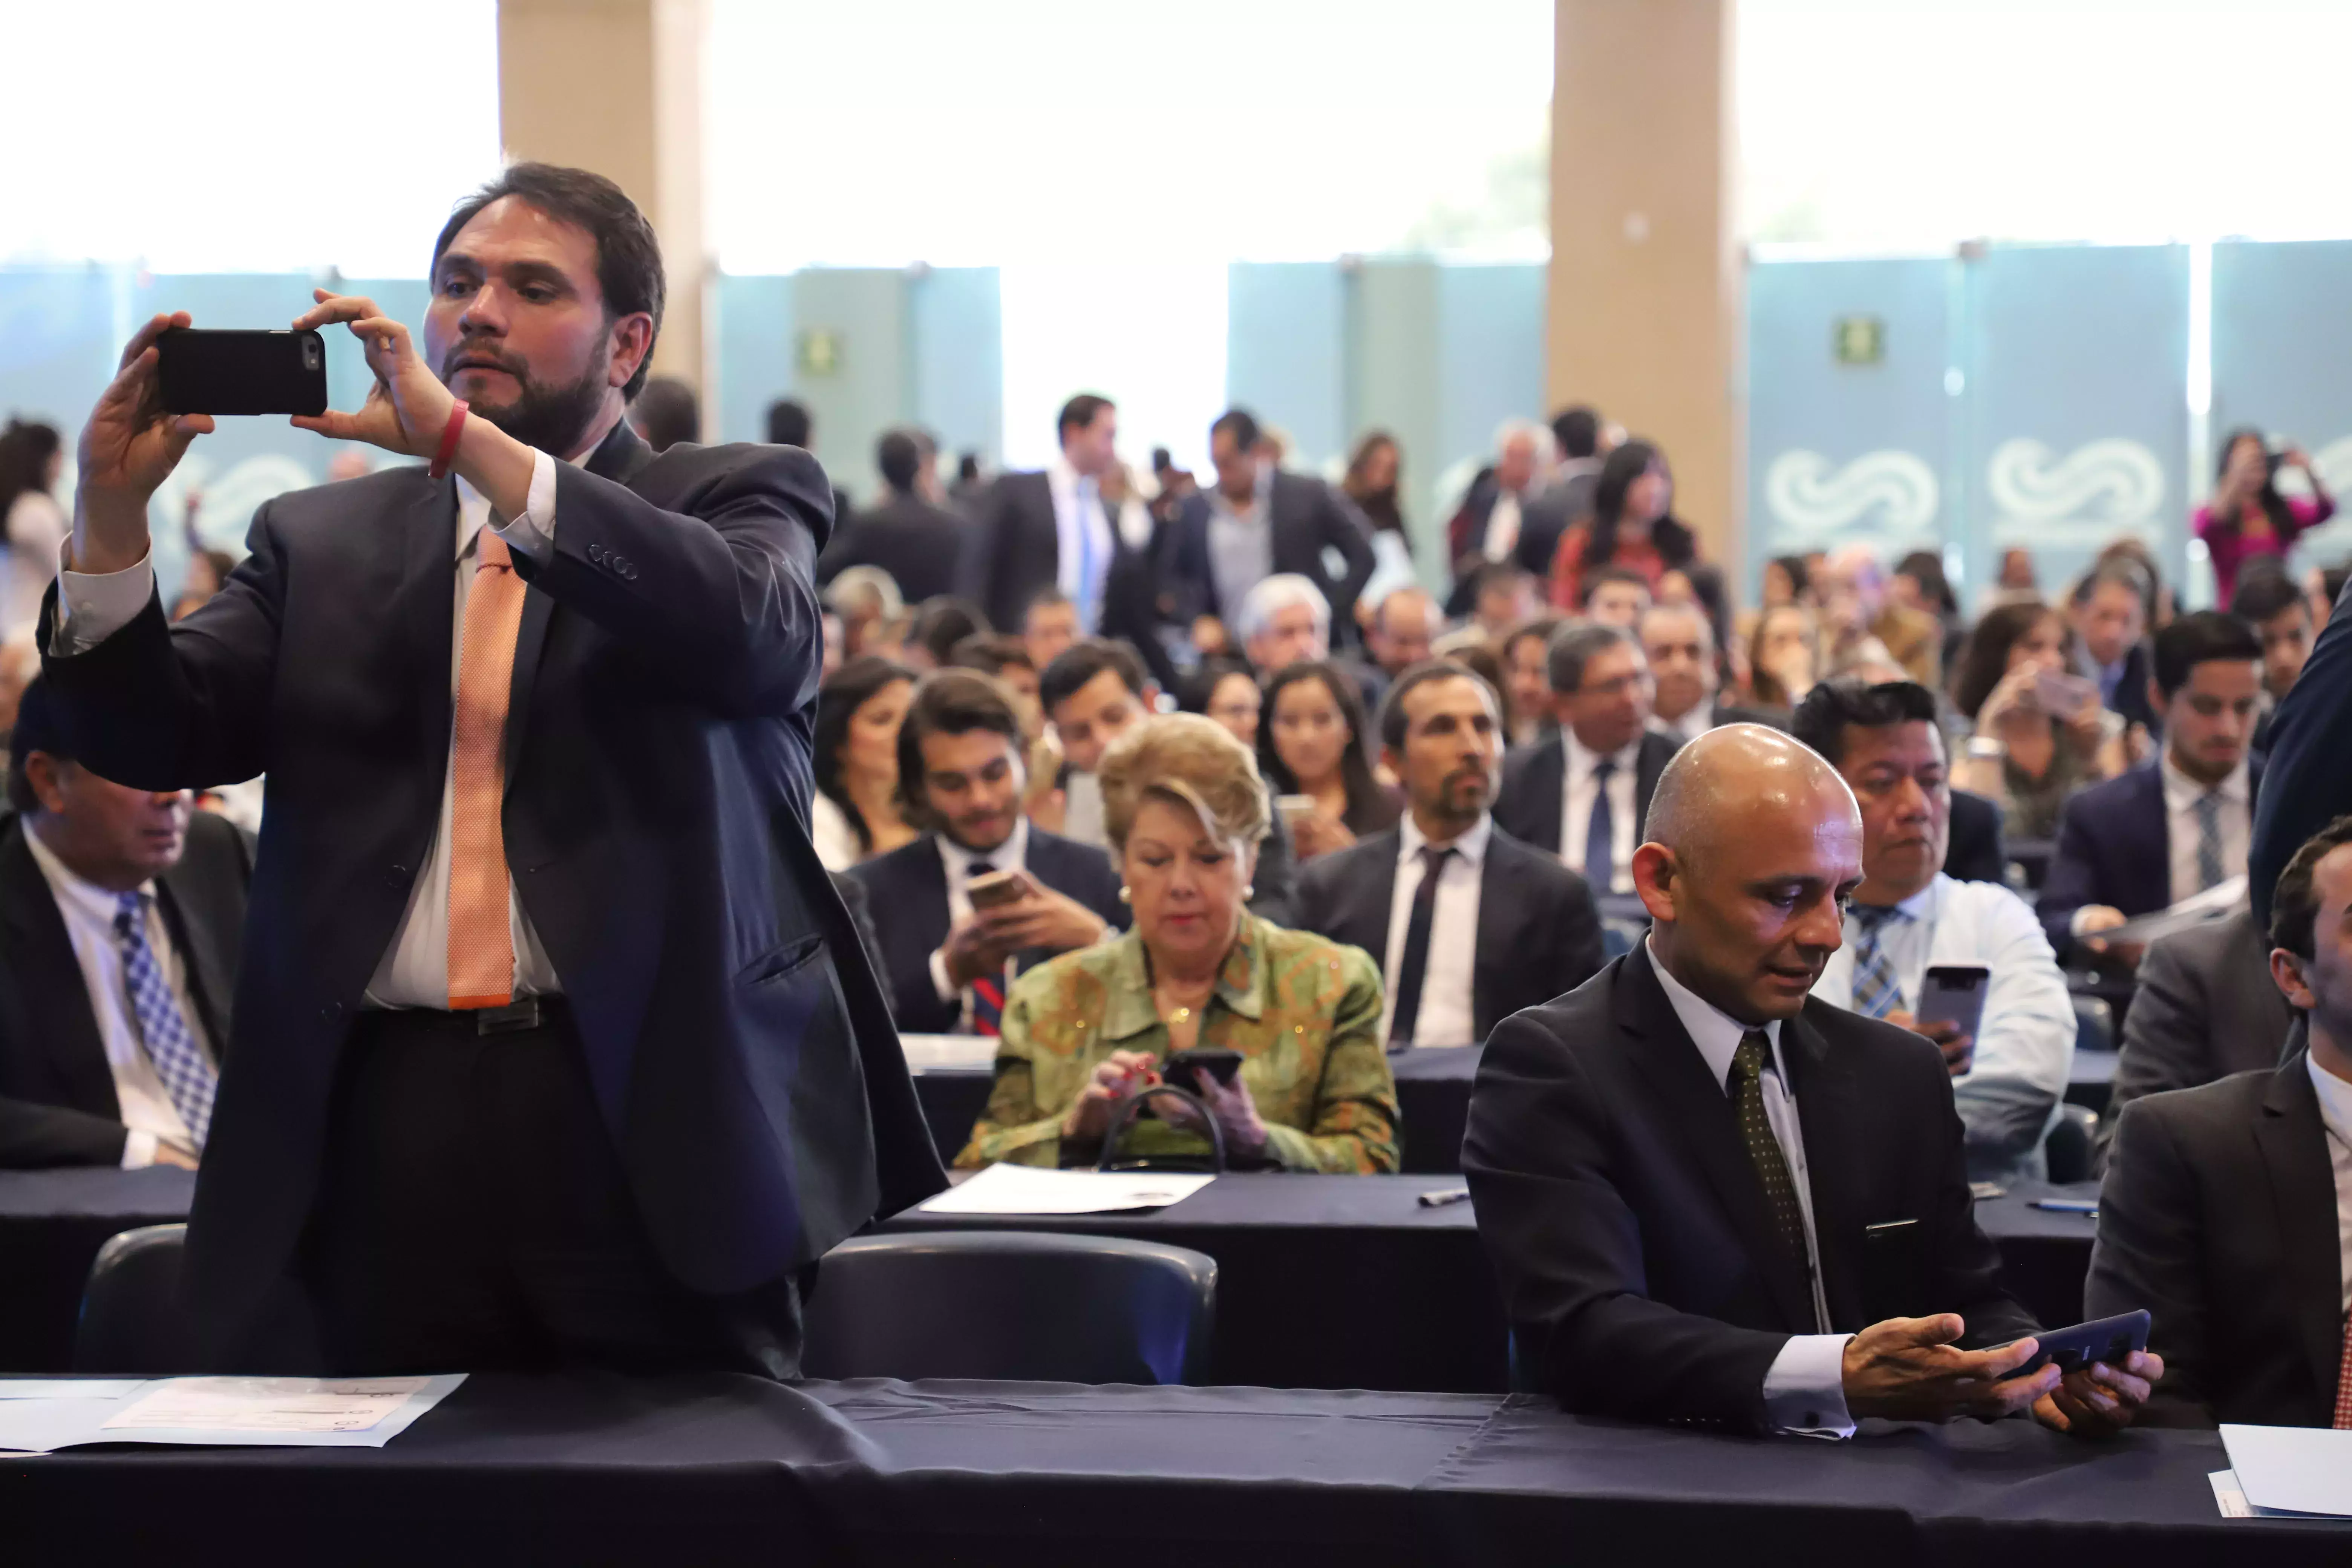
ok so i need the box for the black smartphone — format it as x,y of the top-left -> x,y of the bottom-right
157,328 -> 329,416
1916,964 -> 1991,1040
2018,1308 -> 2150,1377
1162,1048 -> 1243,1089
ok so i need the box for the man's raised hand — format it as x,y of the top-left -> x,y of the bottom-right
289,289 -> 457,457
72,312 -> 215,574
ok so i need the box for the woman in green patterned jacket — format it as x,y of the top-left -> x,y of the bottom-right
957,713 -> 1400,1174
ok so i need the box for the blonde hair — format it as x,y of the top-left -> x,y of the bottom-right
1098,713 -> 1271,850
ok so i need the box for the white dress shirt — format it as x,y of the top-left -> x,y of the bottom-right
1811,874 -> 2076,1183
810,791 -> 862,872
21,824 -> 215,1169
1558,729 -> 1640,893
1483,489 -> 1523,563
926,817 -> 1031,1028
1046,459 -> 1114,633
1378,813 -> 1489,1049
1651,703 -> 1713,749
1650,937 -> 1854,1438
55,452 -> 567,1011
2306,1053 -> 2352,1316
2161,754 -> 2252,907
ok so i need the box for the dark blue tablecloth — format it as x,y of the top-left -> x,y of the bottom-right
5,1377 -> 2340,1566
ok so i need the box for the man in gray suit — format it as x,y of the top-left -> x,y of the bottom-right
2102,911 -> 2298,1158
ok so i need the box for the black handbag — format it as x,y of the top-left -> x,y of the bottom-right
1093,1083 -> 1227,1176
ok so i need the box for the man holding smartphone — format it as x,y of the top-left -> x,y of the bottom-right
39,164 -> 942,1373
1793,680 -> 2076,1185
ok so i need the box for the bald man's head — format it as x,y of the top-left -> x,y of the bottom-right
1635,725 -> 1864,1024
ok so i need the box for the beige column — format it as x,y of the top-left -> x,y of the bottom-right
1549,0 -> 1742,563
497,0 -> 708,393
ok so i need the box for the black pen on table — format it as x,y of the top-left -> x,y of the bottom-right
1418,1188 -> 1472,1209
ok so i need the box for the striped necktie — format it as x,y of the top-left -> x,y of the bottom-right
113,892 -> 216,1151
1848,903 -> 1908,1021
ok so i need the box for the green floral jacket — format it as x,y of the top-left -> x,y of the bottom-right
954,915 -> 1401,1174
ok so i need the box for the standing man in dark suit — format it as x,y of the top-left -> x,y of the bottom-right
1466,726 -> 2159,1435
1444,419 -> 1557,597
41,164 -> 942,1374
816,428 -> 965,605
849,671 -> 1122,1035
2041,611 -> 2266,962
1295,661 -> 1604,1049
2088,816 -> 2352,1426
1493,620 -> 1677,891
1158,409 -> 1376,650
960,394 -> 1142,642
0,680 -> 248,1168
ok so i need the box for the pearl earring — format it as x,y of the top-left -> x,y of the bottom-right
1245,884 -> 1256,900
1118,885 -> 1132,903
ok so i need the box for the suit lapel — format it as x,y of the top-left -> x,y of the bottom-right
0,824 -> 119,1116
1782,1008 -> 1866,1332
1517,743 -> 1565,854
2255,1057 -> 2344,1401
1617,946 -> 1817,1332
397,476 -> 459,817
155,866 -> 235,1061
1471,847 -> 1517,1038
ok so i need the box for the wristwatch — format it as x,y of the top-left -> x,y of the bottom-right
1965,736 -> 2006,761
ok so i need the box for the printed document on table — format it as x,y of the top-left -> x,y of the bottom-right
0,1374 -> 466,1453
919,1163 -> 1215,1214
0,1379 -> 142,1400
2220,1424 -> 2352,1517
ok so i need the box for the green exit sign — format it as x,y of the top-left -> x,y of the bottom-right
797,328 -> 842,377
1833,315 -> 1884,366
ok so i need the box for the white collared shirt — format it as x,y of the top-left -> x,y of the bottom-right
2305,1052 -> 2352,1316
1649,937 -> 1854,1439
2161,754 -> 2252,907
55,452 -> 568,1011
926,818 -> 1032,1024
1484,489 -> 1523,562
1046,459 -> 1114,633
1651,703 -> 1713,749
1812,874 -> 2075,1184
1379,813 -> 1490,1049
1559,729 -> 1640,893
21,823 -> 216,1169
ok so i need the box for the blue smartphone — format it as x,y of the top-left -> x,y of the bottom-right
2019,1309 -> 2150,1376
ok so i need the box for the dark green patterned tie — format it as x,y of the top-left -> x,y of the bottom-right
1729,1030 -> 1809,1263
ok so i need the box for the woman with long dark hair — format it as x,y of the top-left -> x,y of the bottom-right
0,420 -> 66,634
1546,438 -> 1699,611
1341,432 -> 1408,547
1949,600 -> 2125,841
1257,660 -> 1398,861
2196,427 -> 2334,604
810,655 -> 917,869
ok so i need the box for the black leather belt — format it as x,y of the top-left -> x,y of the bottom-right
358,996 -> 563,1037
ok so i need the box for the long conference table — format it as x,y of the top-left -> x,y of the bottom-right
1,1166 -> 2104,1392
4,1375 -> 2338,1565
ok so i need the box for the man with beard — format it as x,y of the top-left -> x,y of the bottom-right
37,164 -> 942,1373
1465,724 -> 2160,1435
1294,661 -> 1602,1049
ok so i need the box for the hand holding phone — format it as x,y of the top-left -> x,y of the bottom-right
158,328 -> 328,416
71,311 -> 219,575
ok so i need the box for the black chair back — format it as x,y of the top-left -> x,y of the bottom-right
74,1223 -> 193,1375
2043,1103 -> 2100,1186
802,1230 -> 1216,1384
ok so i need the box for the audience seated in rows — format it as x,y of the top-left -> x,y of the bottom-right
1792,681 -> 2074,1184
2,679 -> 249,1169
2089,815 -> 2352,1427
2040,611 -> 2265,965
1257,660 -> 1400,861
1494,620 -> 1677,892
1466,725 -> 2155,1436
1294,661 -> 1604,1050
959,715 -> 1400,1174
848,672 -> 1124,1037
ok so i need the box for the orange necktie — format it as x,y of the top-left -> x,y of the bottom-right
446,525 -> 527,1009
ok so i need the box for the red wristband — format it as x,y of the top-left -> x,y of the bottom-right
427,399 -> 469,480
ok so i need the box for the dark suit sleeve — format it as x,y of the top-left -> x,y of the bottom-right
2106,931 -> 2211,1131
1548,873 -> 1607,995
35,506 -> 291,793
512,447 -> 830,720
2252,580 -> 2352,927
1318,485 -> 1378,629
0,1097 -> 129,1169
1249,813 -> 1301,929
1463,1014 -> 1789,1427
1492,748 -> 1546,849
2086,1099 -> 2215,1426
846,862 -> 961,1037
1943,791 -> 2008,885
2037,796 -> 2099,957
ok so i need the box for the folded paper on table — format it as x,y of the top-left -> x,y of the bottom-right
918,1163 -> 1216,1215
0,1374 -> 465,1453
2220,1424 -> 2352,1517
899,1033 -> 999,1072
2103,880 -> 2246,946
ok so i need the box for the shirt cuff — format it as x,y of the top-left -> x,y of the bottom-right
54,540 -> 157,656
929,947 -> 961,1005
489,447 -> 560,560
119,1130 -> 158,1171
1761,1333 -> 1856,1439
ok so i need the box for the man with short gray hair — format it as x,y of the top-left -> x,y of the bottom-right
1494,620 -> 1676,891
1238,573 -> 1331,674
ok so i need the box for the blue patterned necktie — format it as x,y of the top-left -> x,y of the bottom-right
113,891 -> 216,1150
1848,903 -> 1909,1021
1584,757 -> 1616,891
2194,789 -> 2226,892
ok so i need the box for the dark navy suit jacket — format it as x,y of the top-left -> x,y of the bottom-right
2040,758 -> 2264,956
848,827 -> 1125,1035
1491,729 -> 1678,858
37,420 -> 945,1363
1153,472 -> 1378,641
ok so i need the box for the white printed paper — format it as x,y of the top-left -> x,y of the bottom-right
2221,1424 -> 2352,1517
899,1033 -> 1000,1072
2210,1470 -> 2256,1518
0,1379 -> 142,1401
919,1163 -> 1214,1215
103,1377 -> 436,1434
